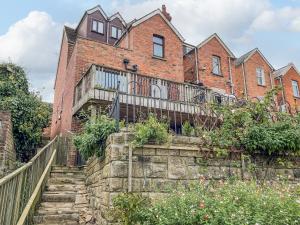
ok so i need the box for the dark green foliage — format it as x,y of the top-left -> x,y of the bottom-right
182,121 -> 195,137
132,114 -> 169,147
207,89 -> 300,156
112,193 -> 150,225
113,181 -> 300,225
0,63 -> 51,162
73,115 -> 117,160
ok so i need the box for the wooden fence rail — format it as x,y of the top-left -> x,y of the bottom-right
0,136 -> 58,225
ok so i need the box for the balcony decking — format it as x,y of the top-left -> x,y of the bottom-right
72,65 -> 235,122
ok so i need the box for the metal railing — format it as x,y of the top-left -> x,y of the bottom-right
0,137 -> 58,225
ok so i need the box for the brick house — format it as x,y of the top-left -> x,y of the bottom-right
51,4 -> 299,165
234,48 -> 275,100
273,63 -> 300,113
184,33 -> 236,96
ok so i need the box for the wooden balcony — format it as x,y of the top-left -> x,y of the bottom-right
72,65 -> 235,125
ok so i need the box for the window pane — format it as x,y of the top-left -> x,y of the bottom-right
92,20 -> 97,32
153,36 -> 163,45
97,22 -> 103,33
111,26 -> 117,38
154,44 -> 163,57
292,81 -> 299,96
212,57 -> 221,74
117,29 -> 122,38
256,68 -> 265,85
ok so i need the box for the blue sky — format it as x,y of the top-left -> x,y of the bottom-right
1,0 -> 300,102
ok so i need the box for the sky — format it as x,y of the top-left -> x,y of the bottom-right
0,0 -> 300,102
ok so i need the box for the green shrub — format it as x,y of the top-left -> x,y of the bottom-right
73,115 -> 117,159
113,181 -> 300,225
132,114 -> 169,147
182,121 -> 194,137
112,193 -> 150,225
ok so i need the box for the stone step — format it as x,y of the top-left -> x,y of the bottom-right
46,184 -> 85,192
33,213 -> 79,224
50,173 -> 85,180
35,223 -> 78,225
40,202 -> 74,209
37,208 -> 78,215
42,192 -> 76,202
48,177 -> 85,185
51,166 -> 83,172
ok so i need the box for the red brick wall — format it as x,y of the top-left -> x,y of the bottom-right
183,50 -> 197,83
280,67 -> 300,113
235,52 -> 274,100
197,37 -> 235,94
51,33 -> 69,138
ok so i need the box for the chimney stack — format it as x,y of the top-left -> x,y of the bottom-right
162,5 -> 172,22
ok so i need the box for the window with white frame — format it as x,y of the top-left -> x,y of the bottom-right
256,67 -> 265,85
292,80 -> 300,97
91,20 -> 104,34
212,56 -> 221,75
111,26 -> 122,39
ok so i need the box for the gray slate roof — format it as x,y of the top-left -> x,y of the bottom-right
273,63 -> 299,78
235,48 -> 257,66
64,26 -> 76,43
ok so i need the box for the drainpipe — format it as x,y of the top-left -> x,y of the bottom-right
228,57 -> 234,95
242,62 -> 248,100
279,76 -> 286,106
195,47 -> 199,84
106,21 -> 109,43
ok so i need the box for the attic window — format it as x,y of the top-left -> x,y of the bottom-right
212,56 -> 221,75
256,67 -> 265,86
292,80 -> 300,97
111,26 -> 122,39
92,20 -> 104,34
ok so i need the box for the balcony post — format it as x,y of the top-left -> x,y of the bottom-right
91,65 -> 96,89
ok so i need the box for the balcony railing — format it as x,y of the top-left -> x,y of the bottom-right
74,64 -> 235,110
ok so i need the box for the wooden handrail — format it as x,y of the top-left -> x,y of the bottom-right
0,136 -> 58,225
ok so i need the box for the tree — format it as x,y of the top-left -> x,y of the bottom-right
0,63 -> 51,162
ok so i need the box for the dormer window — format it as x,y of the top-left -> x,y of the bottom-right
111,26 -> 122,39
153,35 -> 164,58
92,20 -> 104,34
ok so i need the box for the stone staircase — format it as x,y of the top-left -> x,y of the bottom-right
33,166 -> 88,225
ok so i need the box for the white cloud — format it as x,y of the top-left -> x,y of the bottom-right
0,11 -> 63,102
116,0 -> 271,44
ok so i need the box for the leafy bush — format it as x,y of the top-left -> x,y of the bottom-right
132,114 -> 169,147
112,193 -> 150,225
73,115 -> 117,159
0,63 -> 51,162
113,181 -> 300,225
182,121 -> 195,137
206,89 -> 300,156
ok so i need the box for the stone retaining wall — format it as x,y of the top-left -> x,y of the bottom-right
84,132 -> 300,224
0,111 -> 15,177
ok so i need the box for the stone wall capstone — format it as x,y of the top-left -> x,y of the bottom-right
84,132 -> 300,224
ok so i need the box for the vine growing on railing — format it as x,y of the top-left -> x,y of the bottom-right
73,115 -> 117,160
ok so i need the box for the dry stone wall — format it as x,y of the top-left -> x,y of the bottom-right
0,111 -> 15,177
84,132 -> 300,224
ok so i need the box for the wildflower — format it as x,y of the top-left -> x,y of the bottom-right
203,214 -> 209,221
199,201 -> 205,209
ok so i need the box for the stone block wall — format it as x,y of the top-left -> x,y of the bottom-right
0,111 -> 16,176
84,132 -> 300,224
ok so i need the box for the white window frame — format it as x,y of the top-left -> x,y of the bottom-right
292,80 -> 300,97
91,20 -> 104,34
212,56 -> 221,75
256,67 -> 265,86
111,26 -> 122,39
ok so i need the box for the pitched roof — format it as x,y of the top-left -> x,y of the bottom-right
197,33 -> 235,58
64,26 -> 76,43
235,48 -> 274,70
109,12 -> 126,26
116,9 -> 185,45
273,63 -> 300,78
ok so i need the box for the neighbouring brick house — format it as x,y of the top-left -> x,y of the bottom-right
234,48 -> 275,100
273,63 -> 300,113
184,33 -> 236,96
51,4 -> 300,166
0,111 -> 15,176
